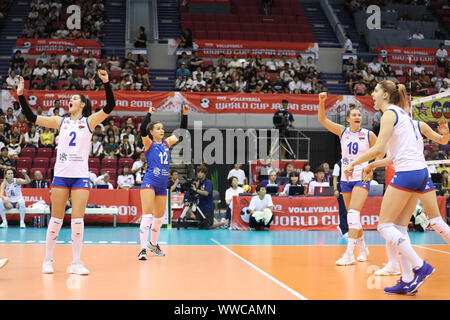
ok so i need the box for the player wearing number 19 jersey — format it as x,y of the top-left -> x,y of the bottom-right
318,92 -> 377,267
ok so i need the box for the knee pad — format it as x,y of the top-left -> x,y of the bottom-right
429,216 -> 447,232
151,217 -> 164,231
378,222 -> 403,246
347,209 -> 362,230
18,199 -> 26,208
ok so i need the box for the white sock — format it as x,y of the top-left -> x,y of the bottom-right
345,238 -> 358,255
18,200 -> 26,223
45,217 -> 63,261
0,199 -> 6,223
429,216 -> 450,244
385,241 -> 400,269
150,217 -> 164,246
358,236 -> 366,250
378,222 -> 423,270
394,224 -> 414,283
139,214 -> 153,249
71,218 -> 84,264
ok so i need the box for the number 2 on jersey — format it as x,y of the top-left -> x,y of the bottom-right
347,142 -> 359,155
69,131 -> 76,146
158,151 -> 168,164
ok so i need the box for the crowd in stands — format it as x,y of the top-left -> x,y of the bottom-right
4,50 -> 151,91
343,52 -> 450,96
23,0 -> 104,41
175,51 -> 326,94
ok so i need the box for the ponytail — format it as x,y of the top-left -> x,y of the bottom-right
78,94 -> 92,117
396,84 -> 408,111
379,80 -> 409,111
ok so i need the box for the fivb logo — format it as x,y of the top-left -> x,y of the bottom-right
66,5 -> 81,30
366,5 -> 381,30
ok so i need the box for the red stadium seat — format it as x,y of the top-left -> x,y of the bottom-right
276,24 -> 289,33
21,147 -> 36,158
26,59 -> 35,69
101,158 -> 117,169
228,15 -> 239,23
33,158 -> 49,169
57,80 -> 68,90
194,22 -> 205,31
288,24 -> 301,34
24,80 -> 30,90
267,32 -> 278,41
109,70 -> 121,81
241,24 -> 254,33
279,33 -> 291,42
220,32 -> 232,40
255,32 -> 267,41
195,31 -> 207,39
118,158 -> 134,170
206,23 -> 218,32
50,157 -> 57,168
231,32 -> 242,40
37,147 -> 53,158
89,168 -> 99,176
285,16 -> 296,24
17,157 -> 32,171
229,23 -> 241,32
291,34 -> 304,42
207,31 -> 219,40
88,158 -> 100,170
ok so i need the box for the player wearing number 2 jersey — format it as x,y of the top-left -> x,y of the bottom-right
318,92 -> 378,266
17,70 -> 116,275
137,104 -> 189,261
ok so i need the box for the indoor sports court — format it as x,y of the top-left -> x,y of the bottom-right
1,227 -> 449,300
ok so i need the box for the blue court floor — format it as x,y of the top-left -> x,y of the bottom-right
0,226 -> 447,246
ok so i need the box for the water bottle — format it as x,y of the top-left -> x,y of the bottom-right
33,216 -> 37,228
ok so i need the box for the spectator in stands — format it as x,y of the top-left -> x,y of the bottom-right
280,171 -> 304,196
117,165 -> 135,189
260,170 -> 278,187
29,170 -> 49,189
411,28 -> 425,40
177,52 -> 191,69
32,60 -> 46,81
5,107 -> 16,126
436,43 -> 448,68
39,127 -> 55,148
47,99 -> 64,117
367,79 -> 377,95
104,126 -> 119,143
353,79 -> 367,95
300,162 -> 314,185
280,63 -> 294,86
84,61 -> 96,78
28,5 -> 39,20
89,134 -> 103,158
227,163 -> 247,187
7,135 -> 20,160
343,56 -> 355,72
288,75 -> 301,93
20,61 -> 32,81
320,162 -> 331,183
23,124 -> 39,148
134,26 -> 147,48
11,114 -> 28,135
280,163 -> 295,179
248,184 -> 273,231
94,172 -> 114,189
413,61 -> 424,75
361,67 -> 375,85
343,34 -> 353,53
192,73 -> 206,91
385,70 -> 398,84
11,50 -> 25,68
305,56 -> 317,72
103,135 -> 119,159
168,170 -> 183,193
368,56 -> 381,76
227,55 -> 242,74
60,49 -> 75,66
356,57 -> 366,72
5,71 -> 19,90
0,147 -> 15,179
308,166 -> 330,195
293,55 -> 306,72
176,63 -> 191,79
431,70 -> 444,90
119,135 -> 134,158
440,81 -> 450,93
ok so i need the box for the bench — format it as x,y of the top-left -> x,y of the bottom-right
5,207 -> 119,227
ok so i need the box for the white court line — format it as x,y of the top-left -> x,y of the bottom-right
127,241 -> 137,244
0,240 -> 5,243
38,241 -> 46,243
414,245 -> 450,255
210,238 -> 308,300
84,241 -> 93,244
111,241 -> 121,244
56,241 -> 65,244
159,242 -> 167,244
11,240 -> 20,243
26,240 -> 35,243
98,241 -> 108,244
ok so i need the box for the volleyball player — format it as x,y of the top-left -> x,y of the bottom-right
344,81 -> 436,295
318,92 -> 377,265
138,104 -> 189,260
17,69 -> 116,275
0,168 -> 30,228
362,119 -> 449,276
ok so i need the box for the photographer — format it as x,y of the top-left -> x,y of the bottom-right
273,99 -> 295,159
184,167 -> 224,229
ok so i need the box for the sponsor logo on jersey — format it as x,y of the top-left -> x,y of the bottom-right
59,152 -> 68,162
153,168 -> 160,176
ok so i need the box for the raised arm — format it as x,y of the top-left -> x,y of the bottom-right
419,119 -> 449,145
317,92 -> 345,137
16,169 -> 31,185
140,106 -> 155,152
87,69 -> 116,131
167,104 -> 190,147
17,76 -> 62,129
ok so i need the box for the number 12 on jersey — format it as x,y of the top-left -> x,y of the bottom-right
158,152 -> 168,164
347,142 -> 359,155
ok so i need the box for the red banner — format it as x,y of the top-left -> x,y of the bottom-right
374,46 -> 443,66
195,39 -> 319,59
231,196 -> 447,231
16,38 -> 102,58
3,90 -> 376,115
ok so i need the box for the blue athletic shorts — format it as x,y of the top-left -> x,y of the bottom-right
141,176 -> 168,196
52,176 -> 90,190
340,180 -> 370,193
389,168 -> 435,193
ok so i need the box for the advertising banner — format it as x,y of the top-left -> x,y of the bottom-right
16,38 -> 102,58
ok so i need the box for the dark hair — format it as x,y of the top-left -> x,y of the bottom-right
346,106 -> 361,117
302,162 -> 311,171
1,147 -> 7,152
4,168 -> 14,176
122,164 -> 129,169
255,184 -> 266,193
139,26 -> 145,32
378,80 -> 408,111
197,167 -> 208,175
315,166 -> 325,174
229,176 -> 238,186
146,121 -> 163,140
170,170 -> 178,175
76,94 -> 92,117
289,171 -> 300,184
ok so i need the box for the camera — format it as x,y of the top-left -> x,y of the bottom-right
182,178 -> 199,203
273,110 -> 290,129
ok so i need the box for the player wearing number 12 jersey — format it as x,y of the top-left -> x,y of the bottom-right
137,104 -> 189,260
17,70 -> 116,275
318,92 -> 377,266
